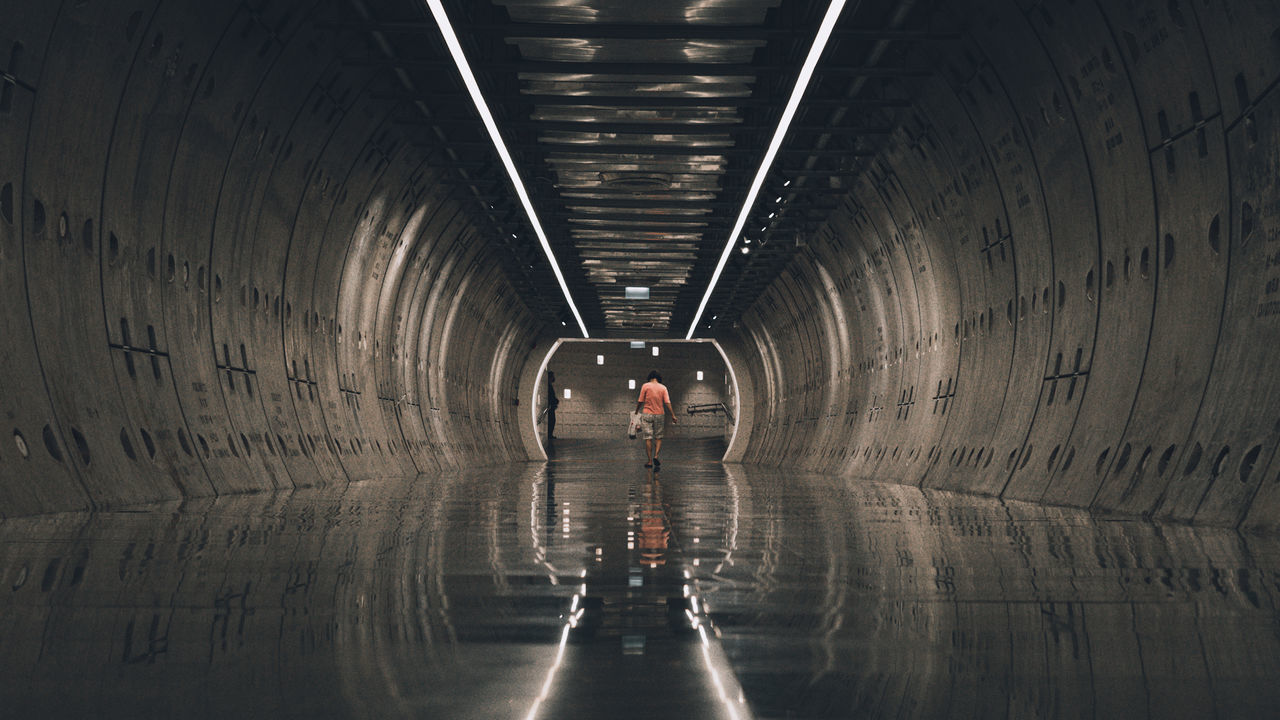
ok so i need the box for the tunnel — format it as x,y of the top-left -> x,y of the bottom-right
2,0 -> 1280,717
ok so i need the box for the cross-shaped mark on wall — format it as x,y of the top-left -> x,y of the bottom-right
1045,347 -> 1088,406
339,373 -> 362,411
218,343 -> 257,397
896,385 -> 915,421
244,6 -> 289,57
932,377 -> 956,415
1041,602 -> 1081,651
0,42 -> 32,114
980,223 -> 1010,270
867,393 -> 884,423
121,612 -> 171,665
111,318 -> 169,382
287,357 -> 317,402
1155,92 -> 1213,174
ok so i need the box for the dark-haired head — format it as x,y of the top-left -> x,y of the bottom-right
646,370 -> 662,382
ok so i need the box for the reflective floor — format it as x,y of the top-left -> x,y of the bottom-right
2,437 -> 1279,718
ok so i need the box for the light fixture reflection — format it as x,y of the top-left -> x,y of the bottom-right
682,589 -> 751,720
424,0 -> 589,338
524,606 -> 573,720
686,0 -> 847,339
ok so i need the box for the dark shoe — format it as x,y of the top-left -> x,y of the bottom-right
644,461 -> 652,468
652,457 -> 661,469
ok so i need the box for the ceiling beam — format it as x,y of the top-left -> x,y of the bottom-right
408,118 -> 893,136
512,93 -> 912,108
346,57 -> 933,78
329,21 -> 959,42
373,90 -> 909,108
532,144 -> 880,157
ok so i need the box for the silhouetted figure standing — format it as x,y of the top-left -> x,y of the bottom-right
635,370 -> 677,468
546,370 -> 558,440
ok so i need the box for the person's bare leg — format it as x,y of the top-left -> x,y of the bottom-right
654,438 -> 662,460
645,438 -> 654,463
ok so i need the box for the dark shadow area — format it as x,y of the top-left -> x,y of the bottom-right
1,440 -> 1278,718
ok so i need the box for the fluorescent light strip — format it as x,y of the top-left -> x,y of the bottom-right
686,0 -> 846,339
425,0 -> 590,338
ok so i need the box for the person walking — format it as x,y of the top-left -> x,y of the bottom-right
546,370 -> 559,440
635,370 -> 677,468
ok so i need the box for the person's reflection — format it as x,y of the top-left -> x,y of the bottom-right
544,462 -> 557,548
638,469 -> 669,567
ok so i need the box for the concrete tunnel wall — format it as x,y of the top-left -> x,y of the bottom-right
0,0 -> 542,517
725,0 -> 1280,531
4,0 -> 1280,534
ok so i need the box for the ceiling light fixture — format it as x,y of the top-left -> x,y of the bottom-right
425,0 -> 589,338
685,0 -> 846,339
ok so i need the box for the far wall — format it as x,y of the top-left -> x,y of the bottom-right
542,340 -> 732,441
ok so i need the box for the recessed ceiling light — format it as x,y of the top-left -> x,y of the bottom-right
685,0 -> 846,339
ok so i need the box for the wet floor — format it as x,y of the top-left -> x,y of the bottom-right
1,437 -> 1278,719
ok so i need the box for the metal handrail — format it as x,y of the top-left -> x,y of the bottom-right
686,402 -> 735,425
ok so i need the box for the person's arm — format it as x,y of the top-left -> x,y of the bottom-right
635,385 -> 646,414
664,388 -> 678,424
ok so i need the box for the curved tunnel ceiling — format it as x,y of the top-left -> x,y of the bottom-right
352,0 -> 931,336
0,0 -> 1279,531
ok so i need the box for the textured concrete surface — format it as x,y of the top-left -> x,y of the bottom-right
0,0 -> 539,517
726,0 -> 1280,530
0,1 -> 1278,528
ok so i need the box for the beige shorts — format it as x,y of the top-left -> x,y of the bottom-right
640,413 -> 665,440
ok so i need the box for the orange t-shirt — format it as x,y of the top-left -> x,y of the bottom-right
637,381 -> 670,415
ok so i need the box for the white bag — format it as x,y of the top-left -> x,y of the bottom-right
627,411 -> 642,439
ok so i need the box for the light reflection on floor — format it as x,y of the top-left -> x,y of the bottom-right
0,437 -> 1278,718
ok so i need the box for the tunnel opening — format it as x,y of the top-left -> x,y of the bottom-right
529,339 -> 741,461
